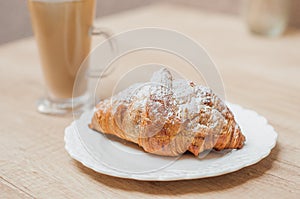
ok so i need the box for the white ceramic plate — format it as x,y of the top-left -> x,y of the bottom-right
64,103 -> 277,181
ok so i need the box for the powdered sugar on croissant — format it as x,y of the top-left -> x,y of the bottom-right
89,68 -> 245,157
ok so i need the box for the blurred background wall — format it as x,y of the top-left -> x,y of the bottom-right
0,0 -> 299,45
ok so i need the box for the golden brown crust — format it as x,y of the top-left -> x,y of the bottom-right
89,68 -> 245,157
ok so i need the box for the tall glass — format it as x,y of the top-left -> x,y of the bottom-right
244,0 -> 290,37
28,0 -> 108,115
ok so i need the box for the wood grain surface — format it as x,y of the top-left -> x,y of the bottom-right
0,3 -> 299,199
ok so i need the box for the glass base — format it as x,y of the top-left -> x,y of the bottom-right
37,94 -> 90,116
249,26 -> 286,37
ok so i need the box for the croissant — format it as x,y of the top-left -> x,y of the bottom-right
89,68 -> 245,157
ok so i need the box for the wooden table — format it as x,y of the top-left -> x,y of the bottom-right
1,3 -> 299,198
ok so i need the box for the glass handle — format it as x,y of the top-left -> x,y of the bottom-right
90,26 -> 112,38
87,26 -> 116,78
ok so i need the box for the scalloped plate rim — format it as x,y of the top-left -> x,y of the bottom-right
64,103 -> 278,181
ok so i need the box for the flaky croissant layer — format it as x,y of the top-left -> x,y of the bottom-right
89,68 -> 245,157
